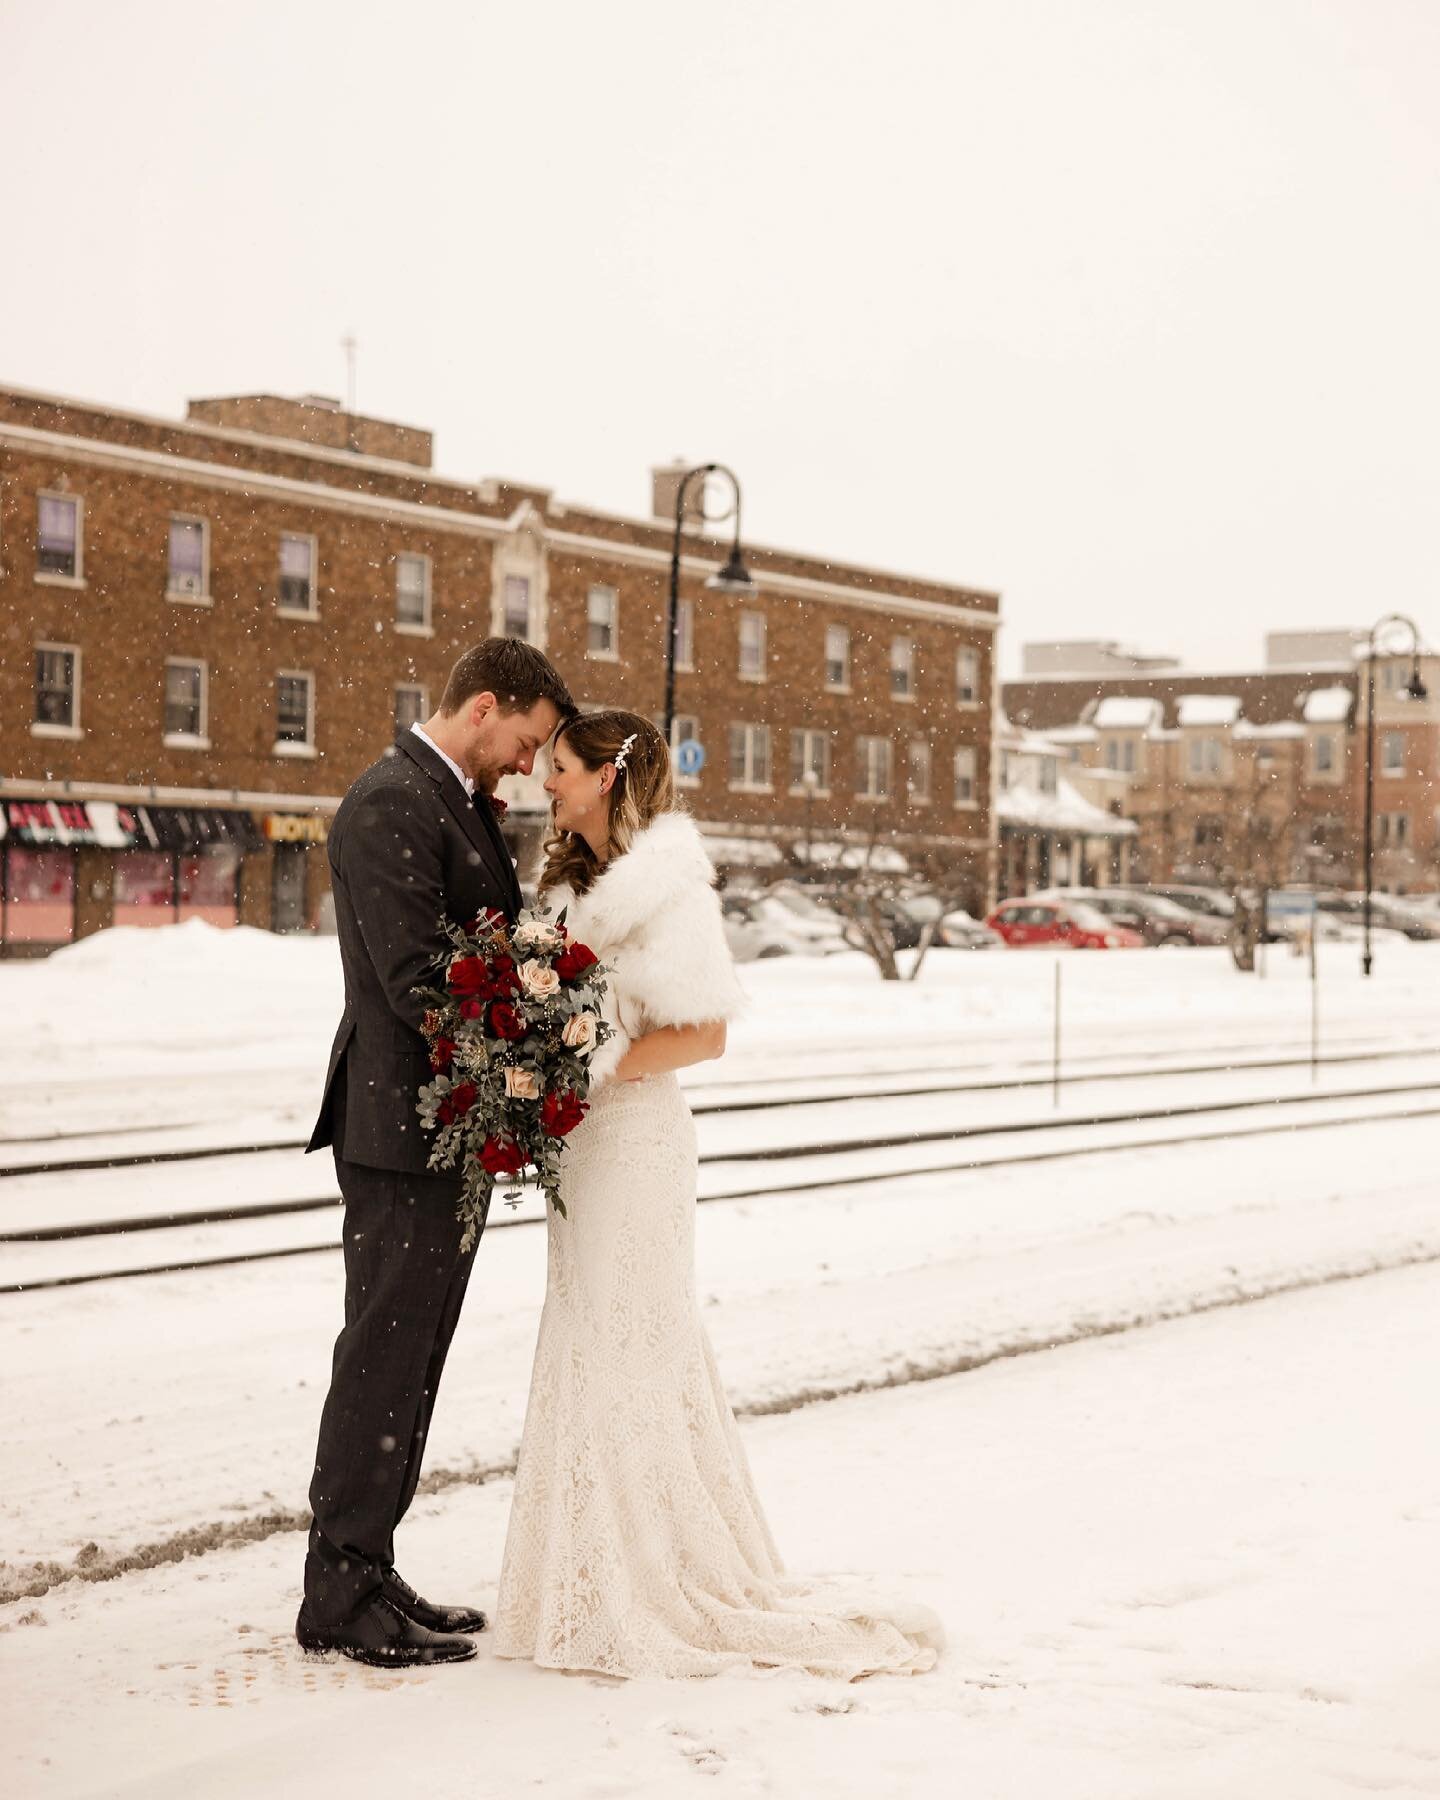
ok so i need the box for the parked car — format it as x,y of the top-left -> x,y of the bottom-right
719,892 -> 845,961
1140,884 -> 1235,920
984,897 -> 1145,949
893,894 -> 1003,949
1043,887 -> 1229,947
1328,894 -> 1440,941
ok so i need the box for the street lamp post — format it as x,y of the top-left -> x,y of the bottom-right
1361,613 -> 1428,977
663,463 -> 755,750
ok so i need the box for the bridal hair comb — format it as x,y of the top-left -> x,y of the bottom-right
613,732 -> 638,773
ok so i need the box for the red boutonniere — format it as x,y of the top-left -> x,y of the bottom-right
488,794 -> 508,821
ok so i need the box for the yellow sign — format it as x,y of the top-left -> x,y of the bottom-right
264,813 -> 329,844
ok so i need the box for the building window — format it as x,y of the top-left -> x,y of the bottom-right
790,728 -> 831,794
999,750 -> 1013,792
1194,816 -> 1225,849
890,637 -> 915,699
394,683 -> 427,733
953,745 -> 977,808
669,713 -> 701,786
1104,736 -> 1138,773
956,646 -> 980,705
738,611 -> 766,680
395,553 -> 431,629
908,738 -> 931,803
1038,757 -> 1058,796
167,517 -> 208,600
37,494 -> 82,580
163,658 -> 207,742
857,735 -> 892,801
728,722 -> 771,789
1379,812 -> 1410,848
279,534 -> 317,615
825,624 -> 851,691
587,585 -> 619,658
275,671 -> 315,751
1312,733 -> 1335,777
674,598 -> 695,671
1381,731 -> 1404,775
1187,736 -> 1223,778
503,574 -> 532,638
34,645 -> 80,732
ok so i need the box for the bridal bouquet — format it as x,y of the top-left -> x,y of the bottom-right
414,905 -> 612,1247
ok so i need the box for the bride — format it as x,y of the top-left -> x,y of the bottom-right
490,709 -> 941,1680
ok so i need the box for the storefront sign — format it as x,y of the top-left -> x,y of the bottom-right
2,799 -> 140,848
264,813 -> 329,845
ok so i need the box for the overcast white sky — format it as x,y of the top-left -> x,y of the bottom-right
2,0 -> 1437,673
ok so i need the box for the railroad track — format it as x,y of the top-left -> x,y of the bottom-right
4,1069 -> 1438,1294
4,1036 -> 1439,1181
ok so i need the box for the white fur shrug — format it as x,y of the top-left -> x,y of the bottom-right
549,811 -> 747,1086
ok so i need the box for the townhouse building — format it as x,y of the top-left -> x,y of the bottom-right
1,384 -> 1000,952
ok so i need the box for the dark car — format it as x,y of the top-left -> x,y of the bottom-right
1040,888 -> 1227,947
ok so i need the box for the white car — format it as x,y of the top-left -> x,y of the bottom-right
720,892 -> 847,961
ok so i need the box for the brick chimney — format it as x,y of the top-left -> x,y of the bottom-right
651,460 -> 708,531
186,393 -> 433,468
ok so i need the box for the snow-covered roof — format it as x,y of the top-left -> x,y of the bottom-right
997,778 -> 1137,837
1302,686 -> 1354,724
1176,694 -> 1242,728
1235,720 -> 1306,742
804,841 -> 909,873
1041,724 -> 1099,745
1092,696 -> 1163,731
699,834 -> 783,867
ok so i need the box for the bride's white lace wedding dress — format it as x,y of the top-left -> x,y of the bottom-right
490,813 -> 942,1681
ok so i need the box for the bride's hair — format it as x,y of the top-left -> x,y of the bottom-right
538,709 -> 676,898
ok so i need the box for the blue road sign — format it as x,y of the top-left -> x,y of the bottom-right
675,738 -> 706,777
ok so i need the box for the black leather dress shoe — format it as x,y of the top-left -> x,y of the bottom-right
295,1596 -> 477,1667
383,1567 -> 488,1635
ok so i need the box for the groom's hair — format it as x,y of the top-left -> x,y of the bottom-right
439,638 -> 576,721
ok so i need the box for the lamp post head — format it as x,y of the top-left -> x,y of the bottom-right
706,545 -> 757,596
1403,669 -> 1429,701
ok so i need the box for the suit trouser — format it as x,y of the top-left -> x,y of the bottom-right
303,1074 -> 480,1624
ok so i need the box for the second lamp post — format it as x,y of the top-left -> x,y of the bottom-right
663,463 -> 755,749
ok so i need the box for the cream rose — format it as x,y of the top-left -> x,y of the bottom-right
561,1012 -> 597,1051
503,1066 -> 540,1100
519,958 -> 561,998
513,920 -> 560,952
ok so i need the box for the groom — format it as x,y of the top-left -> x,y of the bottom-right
298,637 -> 575,1667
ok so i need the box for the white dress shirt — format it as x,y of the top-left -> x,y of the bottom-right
410,721 -> 475,799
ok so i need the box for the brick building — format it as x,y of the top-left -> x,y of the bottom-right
1003,636 -> 1440,894
1,384 -> 1000,953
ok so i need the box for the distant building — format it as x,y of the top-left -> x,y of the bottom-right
1019,639 -> 1180,677
1,384 -> 1000,952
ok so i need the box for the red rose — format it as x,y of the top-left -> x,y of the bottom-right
489,954 -> 520,996
488,1000 -> 527,1040
447,955 -> 491,997
555,942 -> 599,982
459,997 -> 484,1020
478,1135 -> 527,1177
489,795 -> 509,820
540,1087 -> 588,1138
437,1080 -> 478,1126
429,1037 -> 456,1072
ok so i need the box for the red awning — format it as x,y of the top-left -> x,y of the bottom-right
1,800 -> 141,848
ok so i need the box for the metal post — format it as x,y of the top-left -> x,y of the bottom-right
1310,901 -> 1319,1083
1362,641 -> 1376,977
1052,958 -> 1062,1107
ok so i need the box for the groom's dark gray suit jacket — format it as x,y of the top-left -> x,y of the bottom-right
307,729 -> 523,1175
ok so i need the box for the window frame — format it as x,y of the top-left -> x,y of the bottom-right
1381,730 -> 1404,776
890,636 -> 916,701
824,624 -> 851,693
162,655 -> 210,747
32,641 -> 82,738
728,721 -> 773,792
955,645 -> 981,707
502,573 -> 532,640
953,743 -> 978,809
673,597 -> 696,672
586,584 -> 620,660
36,491 -> 84,587
166,514 -> 211,604
277,532 -> 319,619
273,668 -> 317,756
856,734 -> 893,802
738,610 -> 767,682
393,682 -> 428,735
394,551 -> 433,634
789,727 -> 831,797
908,737 -> 932,804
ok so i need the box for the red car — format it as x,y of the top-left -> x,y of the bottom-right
984,897 -> 1146,949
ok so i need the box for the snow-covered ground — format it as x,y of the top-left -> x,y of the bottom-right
3,925 -> 1439,1795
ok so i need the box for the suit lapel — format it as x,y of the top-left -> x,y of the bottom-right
395,732 -> 522,912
